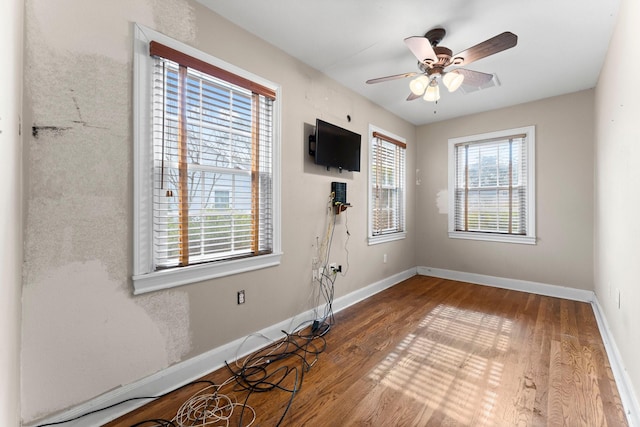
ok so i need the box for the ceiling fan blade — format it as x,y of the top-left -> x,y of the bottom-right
456,69 -> 495,87
404,36 -> 437,63
452,32 -> 518,66
406,92 -> 422,101
366,72 -> 417,84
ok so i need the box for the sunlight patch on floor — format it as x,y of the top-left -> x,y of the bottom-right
369,304 -> 513,425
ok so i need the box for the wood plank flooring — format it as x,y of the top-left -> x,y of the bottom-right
104,275 -> 627,426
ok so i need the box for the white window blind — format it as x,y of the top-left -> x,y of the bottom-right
448,126 -> 536,244
370,130 -> 406,241
151,42 -> 274,270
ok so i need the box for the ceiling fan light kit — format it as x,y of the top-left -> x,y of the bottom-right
409,75 -> 430,96
366,28 -> 518,103
423,79 -> 440,102
443,71 -> 464,92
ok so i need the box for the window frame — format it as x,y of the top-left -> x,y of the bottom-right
132,24 -> 282,294
368,124 -> 407,245
447,125 -> 536,245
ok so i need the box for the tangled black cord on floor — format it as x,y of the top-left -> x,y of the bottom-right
35,380 -> 219,427
225,328 -> 328,426
35,322 -> 333,427
120,327 -> 329,427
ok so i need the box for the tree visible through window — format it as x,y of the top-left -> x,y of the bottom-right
151,42 -> 274,269
133,25 -> 281,293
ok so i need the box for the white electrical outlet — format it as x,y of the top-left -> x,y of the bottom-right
383,254 -> 387,263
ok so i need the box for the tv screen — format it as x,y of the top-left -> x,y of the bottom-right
313,119 -> 361,172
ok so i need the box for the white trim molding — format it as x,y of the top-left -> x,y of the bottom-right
447,125 -> 536,245
417,266 -> 593,302
367,124 -> 407,246
591,297 -> 640,427
132,23 -> 282,293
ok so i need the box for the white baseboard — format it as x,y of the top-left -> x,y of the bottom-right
332,267 -> 417,312
418,266 -> 638,427
591,297 -> 640,427
417,266 -> 594,302
31,267 -> 417,427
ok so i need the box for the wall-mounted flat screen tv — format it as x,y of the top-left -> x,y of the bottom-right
311,119 -> 361,172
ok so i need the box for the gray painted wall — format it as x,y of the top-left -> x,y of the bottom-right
415,90 -> 595,290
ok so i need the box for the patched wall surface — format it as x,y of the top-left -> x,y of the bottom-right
22,0 -> 195,422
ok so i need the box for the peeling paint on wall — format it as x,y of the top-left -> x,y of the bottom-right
137,291 -> 192,365
22,0 -> 197,423
149,0 -> 197,43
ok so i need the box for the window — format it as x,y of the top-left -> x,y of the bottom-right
368,125 -> 406,244
214,190 -> 230,209
133,24 -> 281,294
448,126 -> 535,244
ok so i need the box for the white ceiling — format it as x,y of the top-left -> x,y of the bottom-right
196,0 -> 620,125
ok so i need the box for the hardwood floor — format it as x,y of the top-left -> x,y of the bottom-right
104,276 -> 627,426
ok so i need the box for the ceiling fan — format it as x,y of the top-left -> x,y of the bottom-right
366,28 -> 518,102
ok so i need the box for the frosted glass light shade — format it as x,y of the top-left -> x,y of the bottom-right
443,71 -> 464,92
423,83 -> 440,102
409,75 -> 430,96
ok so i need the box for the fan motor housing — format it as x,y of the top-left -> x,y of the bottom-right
434,46 -> 453,63
425,28 -> 446,46
420,46 -> 453,76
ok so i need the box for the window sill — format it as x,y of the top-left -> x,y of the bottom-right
368,232 -> 406,246
448,231 -> 536,245
132,252 -> 283,294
